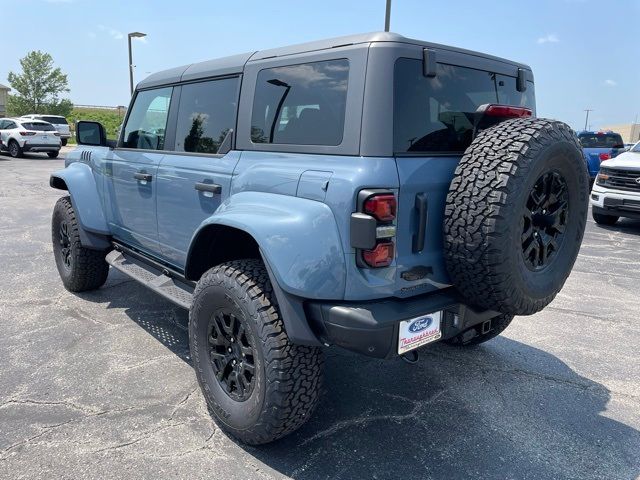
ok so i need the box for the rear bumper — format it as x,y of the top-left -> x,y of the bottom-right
23,143 -> 60,152
306,288 -> 501,358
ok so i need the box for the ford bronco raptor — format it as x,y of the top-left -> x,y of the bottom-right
50,33 -> 589,445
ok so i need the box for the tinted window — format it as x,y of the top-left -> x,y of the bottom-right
174,78 -> 239,154
632,143 -> 640,153
122,87 -> 172,150
578,133 -> 624,148
40,116 -> 68,125
251,59 -> 349,146
22,122 -> 56,131
394,59 -> 535,154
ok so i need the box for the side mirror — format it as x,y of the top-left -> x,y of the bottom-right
76,121 -> 107,147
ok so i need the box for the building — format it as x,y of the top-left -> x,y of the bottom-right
0,83 -> 10,118
598,123 -> 640,144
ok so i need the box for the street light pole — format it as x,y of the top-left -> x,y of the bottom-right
385,0 -> 392,32
128,32 -> 147,96
583,109 -> 593,132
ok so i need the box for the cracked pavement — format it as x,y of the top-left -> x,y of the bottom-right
0,150 -> 638,479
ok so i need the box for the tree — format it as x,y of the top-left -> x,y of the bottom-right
6,51 -> 73,117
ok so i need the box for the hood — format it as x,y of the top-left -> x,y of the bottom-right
601,151 -> 640,170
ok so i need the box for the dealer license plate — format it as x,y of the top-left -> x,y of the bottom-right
398,311 -> 442,355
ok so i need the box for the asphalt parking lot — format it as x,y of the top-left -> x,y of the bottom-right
0,149 -> 638,480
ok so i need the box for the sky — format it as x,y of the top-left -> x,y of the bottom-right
1,0 -> 638,130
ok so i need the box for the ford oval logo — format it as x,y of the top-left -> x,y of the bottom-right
408,316 -> 432,333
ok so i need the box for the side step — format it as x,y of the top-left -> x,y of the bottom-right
105,250 -> 194,309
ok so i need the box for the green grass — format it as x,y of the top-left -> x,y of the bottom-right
67,107 -> 125,140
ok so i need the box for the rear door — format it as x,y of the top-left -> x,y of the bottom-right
155,76 -> 241,269
391,50 -> 535,297
103,86 -> 173,254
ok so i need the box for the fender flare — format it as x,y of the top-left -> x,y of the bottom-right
50,162 -> 111,250
186,191 -> 346,300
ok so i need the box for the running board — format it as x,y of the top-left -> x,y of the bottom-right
105,250 -> 194,309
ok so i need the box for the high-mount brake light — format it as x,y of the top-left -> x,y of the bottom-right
484,105 -> 533,118
599,153 -> 611,162
362,242 -> 394,268
363,194 -> 396,222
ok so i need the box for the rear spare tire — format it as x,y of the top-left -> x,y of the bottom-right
444,118 -> 589,315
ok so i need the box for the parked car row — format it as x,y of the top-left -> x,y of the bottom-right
0,115 -> 68,158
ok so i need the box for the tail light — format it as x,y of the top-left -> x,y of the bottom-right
362,242 -> 394,268
599,153 -> 611,162
19,131 -> 36,136
351,190 -> 397,268
54,132 -> 61,137
363,194 -> 396,222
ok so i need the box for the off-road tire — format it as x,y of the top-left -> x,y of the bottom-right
47,151 -> 59,159
592,210 -> 618,226
8,140 -> 23,158
443,313 -> 514,347
444,118 -> 589,315
52,196 -> 109,292
189,259 -> 323,445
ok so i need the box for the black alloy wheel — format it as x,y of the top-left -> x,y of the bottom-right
208,311 -> 256,402
521,171 -> 569,270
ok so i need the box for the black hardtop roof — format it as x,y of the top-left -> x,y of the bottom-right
137,31 -> 532,90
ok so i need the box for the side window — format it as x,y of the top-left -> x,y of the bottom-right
0,120 -> 6,129
174,77 -> 239,154
122,87 -> 172,150
5,121 -> 17,129
251,59 -> 349,146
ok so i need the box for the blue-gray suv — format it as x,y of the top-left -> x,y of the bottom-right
50,32 -> 589,444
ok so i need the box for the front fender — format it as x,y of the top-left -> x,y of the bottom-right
191,192 -> 346,300
50,162 -> 110,249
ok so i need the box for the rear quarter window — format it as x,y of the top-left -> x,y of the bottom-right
394,58 -> 535,154
250,59 -> 349,146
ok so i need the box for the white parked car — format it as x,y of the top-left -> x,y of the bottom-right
20,114 -> 71,146
591,141 -> 640,225
0,118 -> 61,158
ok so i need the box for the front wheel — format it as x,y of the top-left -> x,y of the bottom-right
189,259 -> 324,445
52,196 -> 109,292
592,210 -> 618,226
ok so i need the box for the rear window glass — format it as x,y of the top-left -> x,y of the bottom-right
578,133 -> 624,149
22,122 -> 56,131
394,59 -> 535,154
39,116 -> 68,125
251,59 -> 349,146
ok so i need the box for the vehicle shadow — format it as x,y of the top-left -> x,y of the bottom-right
593,216 -> 640,236
78,272 -> 640,480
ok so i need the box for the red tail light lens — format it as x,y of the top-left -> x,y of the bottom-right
362,242 -> 394,268
19,131 -> 36,136
54,132 -> 61,136
599,153 -> 611,162
484,105 -> 533,118
363,194 -> 396,222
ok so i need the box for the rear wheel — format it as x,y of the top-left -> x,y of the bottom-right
61,139 -> 68,147
8,140 -> 23,158
189,259 -> 323,445
47,151 -> 59,159
52,196 -> 109,292
592,210 -> 618,226
444,118 -> 589,316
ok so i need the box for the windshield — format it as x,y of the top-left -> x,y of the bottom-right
578,133 -> 624,149
394,59 -> 535,154
39,116 -> 68,125
22,122 -> 56,131
632,142 -> 640,153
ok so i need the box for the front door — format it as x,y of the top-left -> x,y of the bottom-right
155,77 -> 241,269
103,86 -> 173,255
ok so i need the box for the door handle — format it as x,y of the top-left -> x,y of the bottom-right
412,193 -> 428,253
134,172 -> 152,182
194,182 -> 222,195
